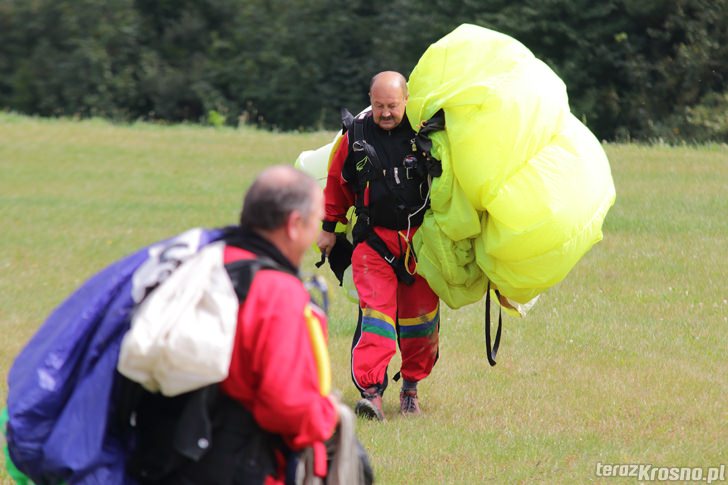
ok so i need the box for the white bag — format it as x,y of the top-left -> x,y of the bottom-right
118,241 -> 239,396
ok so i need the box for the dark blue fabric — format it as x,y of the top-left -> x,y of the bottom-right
6,228 -> 226,485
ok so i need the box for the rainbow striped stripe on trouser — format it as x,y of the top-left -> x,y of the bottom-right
350,226 -> 439,394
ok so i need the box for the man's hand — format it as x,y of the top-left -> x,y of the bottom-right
317,231 -> 336,256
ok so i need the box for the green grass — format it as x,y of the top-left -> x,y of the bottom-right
1,113 -> 727,484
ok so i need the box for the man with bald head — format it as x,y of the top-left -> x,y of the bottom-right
215,165 -> 340,482
129,166 -> 341,483
317,72 -> 440,421
239,165 -> 325,268
368,71 -> 409,130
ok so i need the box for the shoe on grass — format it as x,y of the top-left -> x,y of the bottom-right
399,389 -> 421,416
355,387 -> 384,421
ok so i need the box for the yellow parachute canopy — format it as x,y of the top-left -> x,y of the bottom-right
407,24 -> 615,307
296,24 -> 615,311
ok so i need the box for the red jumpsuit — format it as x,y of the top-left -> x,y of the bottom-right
322,127 -> 440,395
220,246 -> 337,483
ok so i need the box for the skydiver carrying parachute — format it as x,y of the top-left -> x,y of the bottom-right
317,71 -> 443,421
300,23 -> 616,420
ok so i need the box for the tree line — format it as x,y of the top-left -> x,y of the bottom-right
1,0 -> 726,142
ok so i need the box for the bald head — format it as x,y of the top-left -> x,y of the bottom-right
369,71 -> 409,130
369,71 -> 408,98
240,165 -> 320,231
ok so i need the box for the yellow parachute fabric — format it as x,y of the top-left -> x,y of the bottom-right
408,24 -> 616,307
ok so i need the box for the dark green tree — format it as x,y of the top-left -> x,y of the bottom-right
0,0 -> 725,140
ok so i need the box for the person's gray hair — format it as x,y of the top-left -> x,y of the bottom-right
240,165 -> 319,231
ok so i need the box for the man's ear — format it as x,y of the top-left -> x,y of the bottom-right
286,211 -> 302,239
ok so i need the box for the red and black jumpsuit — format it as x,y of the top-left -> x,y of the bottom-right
322,112 -> 440,396
220,243 -> 337,484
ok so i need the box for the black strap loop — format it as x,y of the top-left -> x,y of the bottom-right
341,107 -> 354,133
485,281 -> 502,366
413,109 -> 445,177
365,232 -> 415,286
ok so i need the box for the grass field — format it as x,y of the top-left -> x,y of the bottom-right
1,113 -> 726,484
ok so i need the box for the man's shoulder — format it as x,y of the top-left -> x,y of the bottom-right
248,271 -> 308,321
252,265 -> 304,297
223,246 -> 303,296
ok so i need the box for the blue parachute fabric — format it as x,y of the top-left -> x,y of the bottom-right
6,228 -> 226,485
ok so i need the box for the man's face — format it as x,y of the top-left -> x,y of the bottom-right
301,188 -> 325,248
370,83 -> 407,131
291,188 -> 325,265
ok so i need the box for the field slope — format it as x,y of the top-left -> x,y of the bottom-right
1,114 -> 726,483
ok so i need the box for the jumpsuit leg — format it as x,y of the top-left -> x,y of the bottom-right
350,240 -> 398,394
396,273 -> 440,383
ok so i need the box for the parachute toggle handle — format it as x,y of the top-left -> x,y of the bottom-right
484,281 -> 503,366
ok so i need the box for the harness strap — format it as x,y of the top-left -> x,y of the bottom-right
414,109 -> 446,177
484,281 -> 503,366
365,232 -> 415,286
341,107 -> 355,133
351,113 -> 416,209
417,109 -> 446,140
397,230 -> 418,276
352,123 -> 383,176
225,256 -> 284,301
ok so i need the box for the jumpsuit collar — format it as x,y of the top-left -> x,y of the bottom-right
224,227 -> 298,275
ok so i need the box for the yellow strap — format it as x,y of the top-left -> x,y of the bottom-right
398,231 -> 418,275
303,305 -> 331,396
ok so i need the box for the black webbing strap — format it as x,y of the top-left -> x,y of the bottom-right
416,109 -> 446,144
225,257 -> 286,301
485,281 -> 503,366
365,232 -> 415,286
352,115 -> 383,174
341,107 -> 354,133
351,113 -> 413,209
413,109 -> 445,177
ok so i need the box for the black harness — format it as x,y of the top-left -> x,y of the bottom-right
325,109 -> 506,367
115,256 -> 293,484
340,109 -> 445,285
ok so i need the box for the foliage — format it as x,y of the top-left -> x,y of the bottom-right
0,0 -> 726,140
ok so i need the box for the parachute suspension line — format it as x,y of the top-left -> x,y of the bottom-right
404,174 -> 432,239
400,175 -> 431,277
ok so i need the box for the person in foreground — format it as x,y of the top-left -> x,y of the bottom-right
317,71 -> 440,421
125,166 -> 350,484
5,165 -> 373,485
